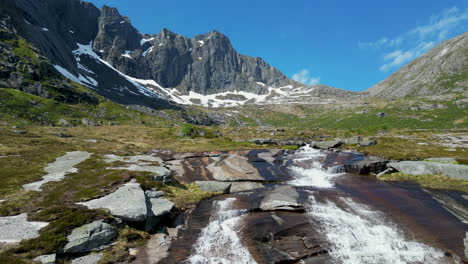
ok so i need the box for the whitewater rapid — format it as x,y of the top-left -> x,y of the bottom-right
188,198 -> 257,264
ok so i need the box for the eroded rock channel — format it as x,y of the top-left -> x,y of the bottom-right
137,146 -> 467,264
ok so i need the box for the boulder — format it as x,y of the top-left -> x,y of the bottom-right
195,181 -> 231,193
145,198 -> 175,232
359,139 -> 377,147
312,140 -> 342,149
388,161 -> 468,180
63,221 -> 118,253
259,185 -> 304,211
344,156 -> 389,174
78,182 -> 147,221
340,136 -> 363,145
71,253 -> 103,264
145,190 -> 165,198
57,118 -> 70,126
34,254 -> 56,264
208,155 -> 265,181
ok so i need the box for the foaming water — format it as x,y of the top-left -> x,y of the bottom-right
188,198 -> 257,264
307,194 -> 450,264
288,145 -> 341,188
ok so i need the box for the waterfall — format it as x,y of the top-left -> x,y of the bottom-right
288,145 -> 341,188
306,194 -> 449,264
188,198 -> 257,264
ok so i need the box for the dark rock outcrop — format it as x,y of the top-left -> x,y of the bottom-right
344,156 -> 389,175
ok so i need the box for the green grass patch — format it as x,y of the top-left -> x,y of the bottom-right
380,172 -> 468,193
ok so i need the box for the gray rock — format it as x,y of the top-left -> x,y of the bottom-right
63,221 -> 117,253
313,140 -> 342,149
195,181 -> 231,193
71,253 -> 103,264
33,254 -> 56,264
424,157 -> 458,164
57,118 -> 70,126
0,213 -> 48,243
12,130 -> 27,134
230,182 -> 265,193
259,186 -> 303,211
388,161 -> 468,180
376,168 -> 395,178
145,198 -> 174,231
78,182 -> 147,221
465,232 -> 468,259
145,190 -> 165,198
52,132 -> 72,138
359,139 -> 377,147
341,136 -> 363,145
344,156 -> 389,175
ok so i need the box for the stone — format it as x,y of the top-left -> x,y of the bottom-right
312,140 -> 342,149
63,220 -> 118,253
71,253 -> 103,264
0,213 -> 48,243
344,156 -> 389,175
359,139 -> 377,147
388,161 -> 468,180
208,155 -> 265,181
23,151 -> 92,191
145,198 -> 175,231
57,118 -> 70,126
259,185 -> 304,211
230,182 -> 265,193
33,254 -> 56,264
195,181 -> 231,193
341,136 -> 363,145
52,132 -> 72,138
424,157 -> 458,163
78,182 -> 147,221
145,190 -> 165,198
464,232 -> 468,259
12,130 -> 27,134
376,168 -> 395,178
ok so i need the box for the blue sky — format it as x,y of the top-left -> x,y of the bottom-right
86,0 -> 468,91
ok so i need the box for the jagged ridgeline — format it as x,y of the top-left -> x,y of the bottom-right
0,0 -> 308,109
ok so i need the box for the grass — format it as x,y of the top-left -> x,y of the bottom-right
99,227 -> 150,264
380,173 -> 468,193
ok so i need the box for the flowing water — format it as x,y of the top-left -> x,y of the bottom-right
188,198 -> 257,264
183,146 -> 466,263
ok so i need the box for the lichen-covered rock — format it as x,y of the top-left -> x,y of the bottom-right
78,182 -> 147,221
63,221 -> 117,253
344,156 -> 389,175
33,254 -> 56,264
71,253 -> 103,264
145,198 -> 175,232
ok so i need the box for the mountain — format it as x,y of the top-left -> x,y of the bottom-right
367,32 -> 468,97
0,0 -> 304,109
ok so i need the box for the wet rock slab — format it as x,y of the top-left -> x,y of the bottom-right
259,185 -> 304,211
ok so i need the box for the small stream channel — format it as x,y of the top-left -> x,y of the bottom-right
162,146 -> 467,264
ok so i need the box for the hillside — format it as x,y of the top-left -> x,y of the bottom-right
367,32 -> 468,97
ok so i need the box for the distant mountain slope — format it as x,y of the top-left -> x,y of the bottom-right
1,0 -> 303,109
367,32 -> 468,97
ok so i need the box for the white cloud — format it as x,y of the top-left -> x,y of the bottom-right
292,69 -> 320,85
379,41 -> 435,72
359,7 -> 468,72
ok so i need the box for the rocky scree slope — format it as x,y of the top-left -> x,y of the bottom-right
367,32 -> 468,97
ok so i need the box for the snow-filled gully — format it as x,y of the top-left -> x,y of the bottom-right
185,145 -> 464,263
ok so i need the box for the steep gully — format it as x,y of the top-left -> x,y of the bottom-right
151,146 -> 467,263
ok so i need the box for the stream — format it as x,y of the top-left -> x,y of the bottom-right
159,146 -> 467,264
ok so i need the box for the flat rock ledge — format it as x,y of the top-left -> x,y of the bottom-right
0,213 -> 48,243
388,161 -> 468,180
63,220 -> 118,253
259,185 -> 304,211
195,181 -> 231,193
23,151 -> 92,191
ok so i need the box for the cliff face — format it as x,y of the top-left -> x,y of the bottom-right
367,33 -> 468,97
2,0 -> 295,110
